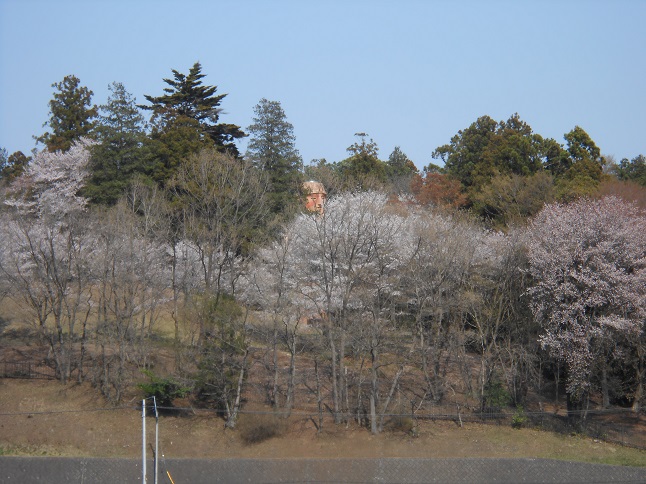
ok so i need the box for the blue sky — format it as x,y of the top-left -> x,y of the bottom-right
1,0 -> 644,169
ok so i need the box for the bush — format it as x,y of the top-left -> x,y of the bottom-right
511,406 -> 528,429
483,375 -> 511,411
385,415 -> 415,434
138,369 -> 190,411
238,413 -> 286,444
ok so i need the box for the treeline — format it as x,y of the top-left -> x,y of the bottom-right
1,62 -> 645,220
0,62 -> 645,433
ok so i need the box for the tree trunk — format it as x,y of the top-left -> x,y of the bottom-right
340,330 -> 348,422
285,333 -> 296,417
315,359 -> 323,433
601,365 -> 610,409
328,328 -> 340,424
272,322 -> 279,408
225,351 -> 248,429
379,367 -> 403,433
632,349 -> 644,413
370,347 -> 378,434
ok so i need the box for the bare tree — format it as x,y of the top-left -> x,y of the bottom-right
90,189 -> 170,401
242,231 -> 306,415
394,210 -> 471,407
172,148 -> 270,428
171,148 -> 270,344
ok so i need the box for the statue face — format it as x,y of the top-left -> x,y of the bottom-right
305,193 -> 326,213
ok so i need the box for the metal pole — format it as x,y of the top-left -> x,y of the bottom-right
154,396 -> 159,484
142,399 -> 146,483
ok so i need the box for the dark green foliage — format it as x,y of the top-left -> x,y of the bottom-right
246,98 -> 303,215
471,171 -> 555,228
431,115 -> 609,221
386,146 -> 417,194
615,154 -> 646,186
433,114 -> 555,190
140,62 -> 245,186
138,369 -> 190,410
386,146 -> 417,178
36,75 -> 98,152
555,157 -> 603,202
511,406 -> 528,429
84,82 -> 148,205
0,148 -> 6,174
145,116 -> 208,186
433,115 -> 499,188
336,133 -> 388,187
0,151 -> 29,184
482,374 -> 511,411
564,125 -> 604,167
195,294 -> 249,418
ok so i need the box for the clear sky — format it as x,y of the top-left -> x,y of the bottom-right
1,0 -> 644,169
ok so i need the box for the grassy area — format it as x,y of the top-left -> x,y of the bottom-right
0,380 -> 644,466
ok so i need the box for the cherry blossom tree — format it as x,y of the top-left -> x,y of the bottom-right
1,139 -> 96,383
90,190 -> 171,401
527,197 -> 646,412
242,232 -> 305,414
4,138 -> 95,219
397,209 -> 481,404
245,191 -> 422,432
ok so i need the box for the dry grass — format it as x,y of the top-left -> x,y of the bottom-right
0,379 -> 644,467
1,298 -> 644,467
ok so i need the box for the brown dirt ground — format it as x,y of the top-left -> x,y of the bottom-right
1,379 -> 645,467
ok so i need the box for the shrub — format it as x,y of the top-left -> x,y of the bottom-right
511,406 -> 528,429
483,375 -> 511,411
385,415 -> 415,434
238,413 -> 286,444
138,369 -> 190,411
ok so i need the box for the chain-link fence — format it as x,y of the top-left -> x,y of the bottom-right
405,405 -> 646,450
0,360 -> 56,380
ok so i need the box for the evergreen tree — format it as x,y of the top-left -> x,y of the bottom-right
0,148 -> 7,180
433,114 -> 552,190
337,133 -> 387,187
246,98 -> 303,215
616,154 -> 646,187
554,126 -> 605,201
36,75 -> 98,152
386,146 -> 417,178
85,82 -> 148,205
0,151 -> 29,185
139,62 -> 246,156
386,146 -> 417,193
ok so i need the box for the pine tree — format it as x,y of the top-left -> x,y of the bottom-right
337,133 -> 387,187
246,98 -> 303,215
85,82 -> 147,205
141,62 -> 245,155
140,62 -> 245,186
36,75 -> 98,152
386,146 -> 417,178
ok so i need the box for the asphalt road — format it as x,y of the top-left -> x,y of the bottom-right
1,456 -> 645,483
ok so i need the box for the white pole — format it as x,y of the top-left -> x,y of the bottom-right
154,396 -> 159,484
142,399 -> 146,483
